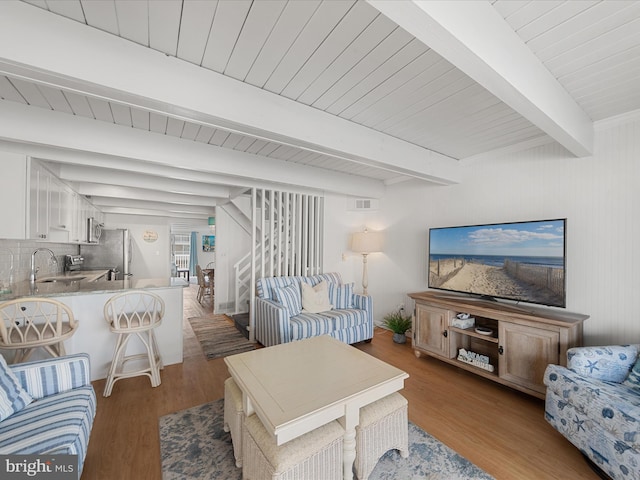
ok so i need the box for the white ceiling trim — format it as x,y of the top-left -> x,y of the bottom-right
98,206 -> 206,220
0,99 -> 384,198
0,1 -> 461,185
368,0 -> 594,158
89,196 -> 215,216
593,107 -> 640,132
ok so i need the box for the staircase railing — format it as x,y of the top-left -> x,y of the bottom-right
231,188 -> 324,342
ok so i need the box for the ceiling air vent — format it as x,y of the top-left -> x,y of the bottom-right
348,198 -> 379,211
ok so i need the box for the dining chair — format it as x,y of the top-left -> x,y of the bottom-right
0,297 -> 78,364
196,265 -> 212,304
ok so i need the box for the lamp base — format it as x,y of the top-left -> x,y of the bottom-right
361,253 -> 369,295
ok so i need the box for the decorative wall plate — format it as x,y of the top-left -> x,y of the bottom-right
143,230 -> 158,243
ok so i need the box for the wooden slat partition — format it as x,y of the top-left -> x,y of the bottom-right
246,188 -> 324,341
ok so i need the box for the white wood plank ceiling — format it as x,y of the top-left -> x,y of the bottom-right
0,0 -> 638,219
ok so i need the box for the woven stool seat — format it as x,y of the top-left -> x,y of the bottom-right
355,392 -> 409,480
0,297 -> 78,363
224,377 -> 244,467
242,414 -> 344,480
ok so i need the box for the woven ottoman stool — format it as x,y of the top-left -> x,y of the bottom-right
223,377 -> 244,467
355,392 -> 409,480
242,414 -> 344,480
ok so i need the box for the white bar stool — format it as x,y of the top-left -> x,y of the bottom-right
103,290 -> 165,397
0,297 -> 78,363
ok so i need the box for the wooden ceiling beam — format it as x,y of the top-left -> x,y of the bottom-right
369,0 -> 594,157
0,99 -> 384,198
72,183 -> 221,207
0,1 -> 460,185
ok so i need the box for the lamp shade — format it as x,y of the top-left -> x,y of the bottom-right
351,230 -> 384,254
208,217 -> 215,226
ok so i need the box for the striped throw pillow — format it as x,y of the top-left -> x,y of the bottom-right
328,282 -> 354,309
0,355 -> 33,421
273,283 -> 302,316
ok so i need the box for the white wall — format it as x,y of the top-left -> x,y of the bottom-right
214,197 -> 252,314
359,114 -> 640,345
104,214 -> 171,279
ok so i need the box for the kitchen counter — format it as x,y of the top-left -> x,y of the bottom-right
0,275 -> 189,381
0,273 -> 188,301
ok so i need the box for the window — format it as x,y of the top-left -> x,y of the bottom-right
172,234 -> 190,270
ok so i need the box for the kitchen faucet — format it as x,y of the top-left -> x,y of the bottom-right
30,248 -> 58,284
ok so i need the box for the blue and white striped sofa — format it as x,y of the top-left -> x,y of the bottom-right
0,353 -> 96,476
255,273 -> 373,347
544,345 -> 640,479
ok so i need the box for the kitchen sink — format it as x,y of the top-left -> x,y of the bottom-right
37,276 -> 87,284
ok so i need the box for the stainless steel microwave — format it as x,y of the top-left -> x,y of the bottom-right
87,217 -> 103,243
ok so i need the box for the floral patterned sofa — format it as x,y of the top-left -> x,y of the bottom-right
544,345 -> 640,479
254,272 -> 373,347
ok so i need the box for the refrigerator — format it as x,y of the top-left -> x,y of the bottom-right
80,228 -> 132,280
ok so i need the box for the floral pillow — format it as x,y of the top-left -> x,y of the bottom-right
0,354 -> 33,422
622,355 -> 640,391
568,345 -> 639,383
273,283 -> 302,316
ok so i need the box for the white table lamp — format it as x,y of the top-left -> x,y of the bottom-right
351,229 -> 384,295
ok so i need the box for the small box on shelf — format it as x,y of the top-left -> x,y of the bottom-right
451,316 -> 475,329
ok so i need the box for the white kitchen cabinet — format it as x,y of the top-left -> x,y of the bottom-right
29,161 -> 51,240
0,152 -> 28,239
46,176 -> 74,243
70,191 -> 84,243
0,154 -> 102,243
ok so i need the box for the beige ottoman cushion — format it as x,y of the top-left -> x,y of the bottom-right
355,392 -> 409,480
243,414 -> 344,480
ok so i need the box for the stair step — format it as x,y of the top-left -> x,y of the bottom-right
232,313 -> 250,340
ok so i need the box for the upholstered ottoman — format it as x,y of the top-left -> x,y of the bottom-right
355,392 -> 409,480
223,377 -> 244,468
242,414 -> 344,480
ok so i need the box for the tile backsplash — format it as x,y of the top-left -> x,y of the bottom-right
0,239 -> 79,287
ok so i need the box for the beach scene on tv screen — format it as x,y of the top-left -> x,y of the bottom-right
429,220 -> 565,307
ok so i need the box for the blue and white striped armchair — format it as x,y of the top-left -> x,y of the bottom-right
255,272 -> 373,347
0,353 -> 96,476
544,345 -> 640,479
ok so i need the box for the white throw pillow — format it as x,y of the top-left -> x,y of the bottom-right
301,280 -> 333,313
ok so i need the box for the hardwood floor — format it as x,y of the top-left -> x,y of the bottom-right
82,285 -> 596,479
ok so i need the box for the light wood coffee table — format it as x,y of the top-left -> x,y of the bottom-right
224,335 -> 409,480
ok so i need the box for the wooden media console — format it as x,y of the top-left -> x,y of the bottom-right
408,291 -> 589,399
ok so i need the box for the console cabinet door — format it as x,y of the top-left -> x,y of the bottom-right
498,322 -> 559,395
414,304 -> 450,358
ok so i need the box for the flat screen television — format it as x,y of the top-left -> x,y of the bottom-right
428,219 -> 566,308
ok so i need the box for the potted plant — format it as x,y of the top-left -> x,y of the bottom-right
383,310 -> 413,344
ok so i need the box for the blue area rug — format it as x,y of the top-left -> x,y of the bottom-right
159,399 -> 494,480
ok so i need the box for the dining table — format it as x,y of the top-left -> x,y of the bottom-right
224,335 -> 409,480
